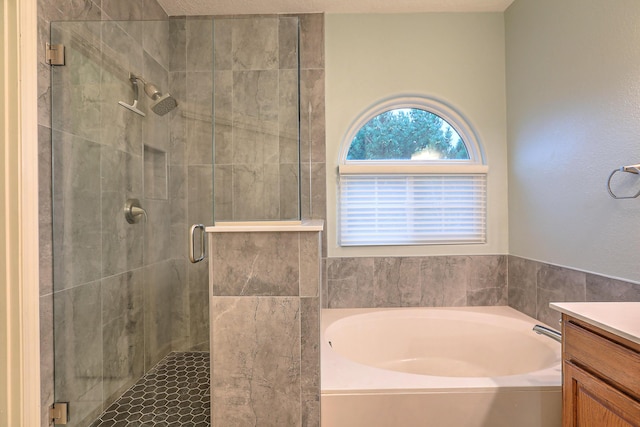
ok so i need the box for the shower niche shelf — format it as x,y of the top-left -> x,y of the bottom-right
144,145 -> 167,200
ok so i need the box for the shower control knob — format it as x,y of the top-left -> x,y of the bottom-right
124,198 -> 148,224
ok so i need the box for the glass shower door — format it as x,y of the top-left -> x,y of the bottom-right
50,20 -> 145,426
50,19 -> 191,427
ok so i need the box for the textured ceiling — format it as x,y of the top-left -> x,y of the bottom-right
157,0 -> 515,16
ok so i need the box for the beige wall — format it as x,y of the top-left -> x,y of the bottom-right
325,13 -> 509,258
506,0 -> 640,284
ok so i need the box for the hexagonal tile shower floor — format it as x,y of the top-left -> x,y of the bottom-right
89,352 -> 210,427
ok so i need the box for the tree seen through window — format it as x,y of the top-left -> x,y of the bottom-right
346,108 -> 469,161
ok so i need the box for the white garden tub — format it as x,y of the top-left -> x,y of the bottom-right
321,306 -> 562,427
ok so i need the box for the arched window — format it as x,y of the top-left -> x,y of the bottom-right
338,96 -> 487,246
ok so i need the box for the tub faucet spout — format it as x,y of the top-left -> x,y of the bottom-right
532,325 -> 562,343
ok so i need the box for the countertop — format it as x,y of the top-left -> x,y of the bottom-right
550,302 -> 640,346
205,219 -> 324,233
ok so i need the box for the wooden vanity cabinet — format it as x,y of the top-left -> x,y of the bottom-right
561,314 -> 640,427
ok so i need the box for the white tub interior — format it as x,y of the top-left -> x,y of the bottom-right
325,306 -> 559,378
321,306 -> 562,427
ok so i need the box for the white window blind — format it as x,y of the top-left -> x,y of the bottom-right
339,173 -> 487,246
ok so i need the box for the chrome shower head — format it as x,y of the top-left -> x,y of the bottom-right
142,79 -> 177,116
151,93 -> 178,116
121,73 -> 178,116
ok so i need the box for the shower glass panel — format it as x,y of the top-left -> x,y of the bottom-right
212,16 -> 301,222
50,19 -> 203,427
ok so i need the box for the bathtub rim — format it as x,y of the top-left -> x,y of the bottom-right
321,306 -> 562,395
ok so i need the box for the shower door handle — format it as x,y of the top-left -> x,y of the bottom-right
189,224 -> 206,263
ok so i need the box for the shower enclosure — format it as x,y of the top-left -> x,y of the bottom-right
50,16 -> 300,426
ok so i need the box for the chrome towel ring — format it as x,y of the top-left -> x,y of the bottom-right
607,163 -> 640,199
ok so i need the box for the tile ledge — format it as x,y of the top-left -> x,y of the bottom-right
206,220 -> 324,233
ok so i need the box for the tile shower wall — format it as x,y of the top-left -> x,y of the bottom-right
212,16 -> 300,221
209,231 -> 322,426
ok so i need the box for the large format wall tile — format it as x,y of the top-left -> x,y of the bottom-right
212,19 -> 232,71
188,259 -> 210,351
373,257 -> 422,307
280,163 -> 300,220
299,69 -> 325,165
101,0 -> 142,21
279,17 -> 299,70
325,254 -> 638,320
54,281 -> 103,427
213,16 -> 301,222
187,165 -> 213,226
233,70 -> 279,128
300,233 -> 322,297
143,199 -> 172,265
300,297 -> 321,426
211,297 -> 301,427
507,256 -> 640,326
232,163 -> 281,220
213,163 -> 233,219
169,71 -> 187,165
231,17 -> 279,71
142,0 -> 169,20
326,257 -> 375,308
299,14 -> 324,70
507,255 -> 538,318
586,273 -> 640,301
186,70 -> 213,165
466,255 -> 508,306
101,146 -> 144,277
186,18 -> 213,72
420,256 -> 469,307
211,232 -> 300,296
326,255 -> 508,309
143,260 -> 189,369
101,270 -> 144,407
279,68 -> 300,220
309,162 -> 326,222
536,263 -> 586,326
213,70 -> 233,165
52,131 -> 102,291
209,228 -> 322,426
143,20 -> 171,70
168,19 -> 186,72
100,21 -> 144,90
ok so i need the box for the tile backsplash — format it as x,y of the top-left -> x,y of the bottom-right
324,255 -> 508,309
324,254 -> 640,327
508,255 -> 640,327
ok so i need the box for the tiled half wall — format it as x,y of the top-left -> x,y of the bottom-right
209,230 -> 322,426
324,254 -> 640,327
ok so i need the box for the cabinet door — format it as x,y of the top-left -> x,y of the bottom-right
563,362 -> 640,427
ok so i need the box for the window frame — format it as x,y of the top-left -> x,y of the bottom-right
339,96 -> 485,168
337,95 -> 488,247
